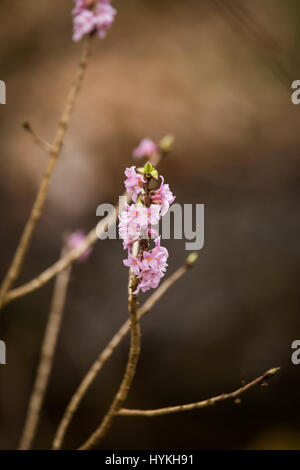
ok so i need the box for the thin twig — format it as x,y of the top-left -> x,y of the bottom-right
21,121 -> 53,153
3,193 -> 130,307
52,257 -> 195,450
18,244 -> 72,450
118,367 -> 280,417
78,248 -> 141,450
0,37 -> 91,311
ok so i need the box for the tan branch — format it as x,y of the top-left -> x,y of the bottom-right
0,37 -> 91,311
4,193 -> 130,307
78,257 -> 141,450
18,244 -> 72,450
118,367 -> 280,417
52,255 -> 196,450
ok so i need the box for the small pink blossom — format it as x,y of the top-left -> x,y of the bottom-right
123,254 -> 140,276
124,166 -> 146,202
72,0 -> 94,16
132,204 -> 160,229
135,269 -> 162,294
67,230 -> 92,262
139,238 -> 168,272
72,0 -> 116,42
151,176 -> 175,216
94,1 -> 116,39
119,204 -> 161,248
119,206 -> 141,249
147,205 -> 161,226
151,237 -> 168,272
134,238 -> 169,293
133,138 -> 158,160
72,9 -> 95,42
139,250 -> 156,271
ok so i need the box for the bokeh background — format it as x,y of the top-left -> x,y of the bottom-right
0,0 -> 300,450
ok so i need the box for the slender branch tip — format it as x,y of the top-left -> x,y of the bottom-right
185,252 -> 199,268
265,367 -> 280,377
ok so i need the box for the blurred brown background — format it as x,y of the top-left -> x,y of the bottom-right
0,0 -> 300,450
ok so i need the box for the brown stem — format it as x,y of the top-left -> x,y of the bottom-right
18,244 -> 72,450
3,193 -> 130,308
0,37 -> 91,312
118,368 -> 280,417
52,260 -> 193,449
78,268 -> 141,450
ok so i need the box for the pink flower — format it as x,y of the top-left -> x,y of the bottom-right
139,238 -> 167,271
72,0 -> 116,42
139,250 -> 155,271
94,1 -> 116,39
133,138 -> 158,160
151,237 -> 168,272
119,206 -> 141,249
151,176 -> 175,216
135,269 -> 162,294
67,230 -> 92,262
124,166 -> 146,202
147,205 -> 161,226
72,0 -> 94,16
123,254 -> 140,276
134,238 -> 169,293
134,204 -> 161,229
72,9 -> 95,42
119,204 -> 161,248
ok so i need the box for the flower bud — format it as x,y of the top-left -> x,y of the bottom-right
159,134 -> 175,154
185,252 -> 198,268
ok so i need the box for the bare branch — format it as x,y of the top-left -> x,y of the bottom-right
78,246 -> 141,450
3,193 -> 130,307
52,257 -> 196,450
18,243 -> 72,450
118,368 -> 280,417
0,37 -> 91,311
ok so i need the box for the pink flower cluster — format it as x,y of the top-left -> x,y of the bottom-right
119,203 -> 161,250
72,0 -> 116,42
151,176 -> 175,216
124,237 -> 168,293
119,165 -> 175,294
124,166 -> 146,202
124,166 -> 175,213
